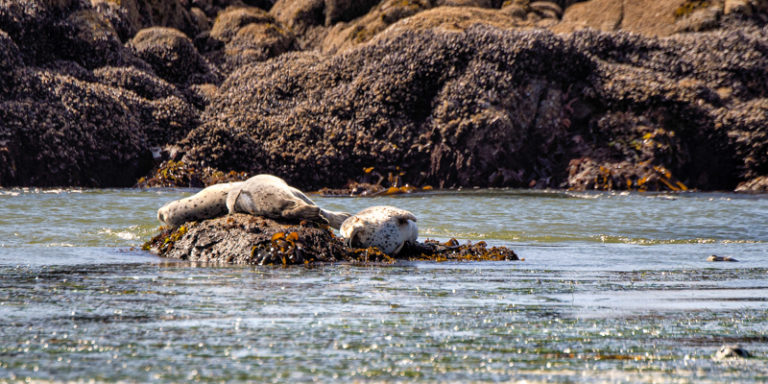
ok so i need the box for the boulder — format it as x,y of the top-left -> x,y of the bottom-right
144,213 -> 519,265
0,69 -> 154,187
210,6 -> 274,43
129,27 -> 220,85
172,24 -> 768,192
735,176 -> 768,192
90,0 -> 199,37
269,0 -> 325,35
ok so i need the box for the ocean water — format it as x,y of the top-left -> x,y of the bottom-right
0,188 -> 766,383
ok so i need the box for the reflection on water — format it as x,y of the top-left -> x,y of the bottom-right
0,188 -> 767,382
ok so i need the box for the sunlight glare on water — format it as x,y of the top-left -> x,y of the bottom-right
0,188 -> 766,383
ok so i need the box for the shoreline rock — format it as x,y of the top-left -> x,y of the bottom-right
143,213 -> 520,265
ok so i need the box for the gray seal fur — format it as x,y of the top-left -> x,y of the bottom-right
157,182 -> 244,227
340,205 -> 418,255
226,174 -> 351,229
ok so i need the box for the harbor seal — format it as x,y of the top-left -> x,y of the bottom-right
157,181 -> 243,227
340,205 -> 418,255
226,174 -> 351,229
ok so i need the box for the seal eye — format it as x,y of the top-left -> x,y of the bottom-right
397,218 -> 409,226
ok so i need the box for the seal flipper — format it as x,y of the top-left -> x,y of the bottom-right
283,204 -> 328,225
226,186 -> 244,214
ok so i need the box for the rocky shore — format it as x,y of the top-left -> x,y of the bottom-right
1,0 -> 766,192
143,213 -> 519,265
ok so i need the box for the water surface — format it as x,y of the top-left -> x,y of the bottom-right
1,188 -> 766,382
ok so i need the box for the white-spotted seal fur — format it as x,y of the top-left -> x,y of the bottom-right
226,174 -> 351,229
340,205 -> 418,255
157,181 -> 243,227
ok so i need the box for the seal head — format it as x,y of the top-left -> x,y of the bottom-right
340,205 -> 418,255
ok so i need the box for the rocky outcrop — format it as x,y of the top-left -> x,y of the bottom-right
0,0 -> 204,187
144,213 -> 520,265
206,6 -> 296,71
170,24 -> 768,192
128,27 -> 220,85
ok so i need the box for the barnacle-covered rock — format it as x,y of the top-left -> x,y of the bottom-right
91,0 -> 199,38
206,6 -> 295,71
0,0 -> 205,188
735,176 -> 768,192
0,69 -> 154,187
128,27 -> 220,85
144,213 -> 519,265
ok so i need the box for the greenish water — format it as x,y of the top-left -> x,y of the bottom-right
1,188 -> 767,383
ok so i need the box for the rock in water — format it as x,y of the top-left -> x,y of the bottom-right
144,214 -> 519,265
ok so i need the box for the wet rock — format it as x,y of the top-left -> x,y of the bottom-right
144,213 -> 519,265
714,344 -> 751,359
735,176 -> 768,192
567,158 -> 689,192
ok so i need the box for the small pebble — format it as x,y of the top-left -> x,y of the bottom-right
706,254 -> 738,262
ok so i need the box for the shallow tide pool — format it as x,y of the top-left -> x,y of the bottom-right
1,189 -> 766,382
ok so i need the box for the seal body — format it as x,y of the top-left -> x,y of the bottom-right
157,181 -> 243,227
340,205 -> 418,255
226,174 -> 351,228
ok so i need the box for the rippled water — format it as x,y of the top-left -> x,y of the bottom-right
1,188 -> 767,382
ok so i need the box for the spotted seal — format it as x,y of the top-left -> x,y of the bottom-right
340,205 -> 418,255
226,174 -> 351,229
157,181 -> 243,227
